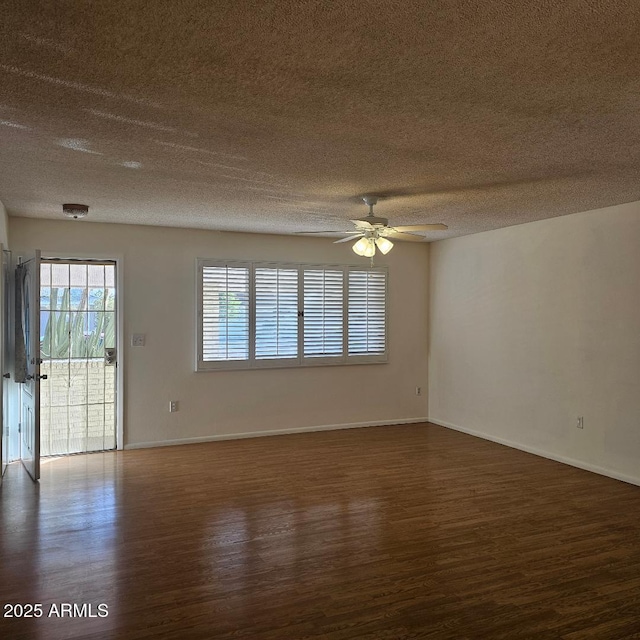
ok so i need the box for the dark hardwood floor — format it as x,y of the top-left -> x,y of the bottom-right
1,423 -> 640,639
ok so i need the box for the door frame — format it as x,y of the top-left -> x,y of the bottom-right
39,252 -> 124,451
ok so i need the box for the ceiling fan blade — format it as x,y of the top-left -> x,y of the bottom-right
350,219 -> 374,229
393,223 -> 448,232
334,235 -> 361,244
385,230 -> 427,242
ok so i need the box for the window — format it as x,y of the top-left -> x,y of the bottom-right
255,266 -> 298,361
303,268 -> 343,359
201,263 -> 250,362
348,270 -> 387,356
197,260 -> 387,370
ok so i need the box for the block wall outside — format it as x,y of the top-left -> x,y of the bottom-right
40,359 -> 116,456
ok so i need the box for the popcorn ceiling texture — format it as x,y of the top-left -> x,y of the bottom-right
1,1 -> 640,240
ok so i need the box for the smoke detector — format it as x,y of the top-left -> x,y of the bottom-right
63,203 -> 89,219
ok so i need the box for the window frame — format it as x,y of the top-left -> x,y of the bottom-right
196,259 -> 388,371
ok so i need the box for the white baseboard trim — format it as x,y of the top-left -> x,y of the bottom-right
124,417 -> 430,450
428,417 -> 640,488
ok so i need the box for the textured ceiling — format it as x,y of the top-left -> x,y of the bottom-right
1,1 -> 640,240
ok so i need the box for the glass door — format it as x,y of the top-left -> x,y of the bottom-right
40,260 -> 117,455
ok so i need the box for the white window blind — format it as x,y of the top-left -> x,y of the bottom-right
348,270 -> 387,356
197,260 -> 387,370
201,265 -> 249,362
255,267 -> 298,360
303,269 -> 344,358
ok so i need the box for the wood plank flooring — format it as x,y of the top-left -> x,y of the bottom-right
1,423 -> 640,639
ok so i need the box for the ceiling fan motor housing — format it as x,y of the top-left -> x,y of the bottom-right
361,215 -> 389,227
359,196 -> 388,226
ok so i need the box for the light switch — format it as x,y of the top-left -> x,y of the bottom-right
131,334 -> 145,347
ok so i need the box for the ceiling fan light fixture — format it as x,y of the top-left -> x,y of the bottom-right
375,236 -> 394,255
352,236 -> 371,256
352,237 -> 376,257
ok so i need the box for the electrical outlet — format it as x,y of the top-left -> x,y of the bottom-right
131,333 -> 145,347
169,400 -> 178,413
415,386 -> 422,396
576,416 -> 584,429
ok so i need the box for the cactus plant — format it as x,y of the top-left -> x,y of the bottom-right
41,288 -> 116,359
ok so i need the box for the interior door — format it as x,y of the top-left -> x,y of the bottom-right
0,245 -> 5,482
18,251 -> 41,481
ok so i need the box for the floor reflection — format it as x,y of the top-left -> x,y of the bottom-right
0,454 -> 120,638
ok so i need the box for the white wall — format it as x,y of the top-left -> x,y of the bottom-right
429,200 -> 640,485
9,218 -> 429,448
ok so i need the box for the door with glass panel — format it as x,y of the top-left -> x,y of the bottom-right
0,247 -> 8,480
18,251 -> 41,480
40,260 -> 117,455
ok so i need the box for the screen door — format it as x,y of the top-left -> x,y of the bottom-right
40,260 -> 117,455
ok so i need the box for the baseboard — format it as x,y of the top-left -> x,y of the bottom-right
428,417 -> 640,488
124,417 -> 430,450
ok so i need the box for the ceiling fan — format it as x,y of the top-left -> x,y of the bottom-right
298,196 -> 447,257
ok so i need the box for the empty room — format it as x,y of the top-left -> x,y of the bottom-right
1,2 -> 640,639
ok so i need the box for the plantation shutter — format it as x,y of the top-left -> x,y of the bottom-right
198,260 -> 387,370
303,268 -> 344,358
201,265 -> 250,361
255,267 -> 298,360
348,269 -> 387,357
